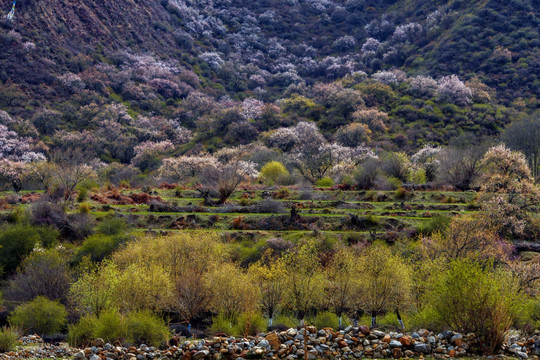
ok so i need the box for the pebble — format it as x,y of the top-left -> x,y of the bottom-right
2,329 -> 539,360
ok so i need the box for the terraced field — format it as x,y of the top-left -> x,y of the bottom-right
71,187 -> 479,242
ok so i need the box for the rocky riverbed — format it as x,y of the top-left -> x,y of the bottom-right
1,328 -> 540,360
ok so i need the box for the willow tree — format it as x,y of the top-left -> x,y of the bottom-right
354,243 -> 412,329
248,255 -> 287,326
325,246 -> 360,326
282,241 -> 325,321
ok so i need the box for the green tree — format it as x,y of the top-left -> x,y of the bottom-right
354,243 -> 412,326
0,224 -> 59,275
204,262 -> 259,318
282,242 -> 325,320
325,247 -> 359,326
248,256 -> 287,326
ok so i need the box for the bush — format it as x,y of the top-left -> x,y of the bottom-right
417,215 -> 451,235
312,311 -> 340,330
273,313 -> 299,329
233,312 -> 266,337
260,161 -> 289,184
9,296 -> 67,335
426,259 -> 523,354
77,188 -> 88,202
251,199 -> 285,213
97,217 -> 129,236
316,177 -> 334,187
394,187 -> 410,199
0,327 -> 19,352
79,203 -> 91,214
67,315 -> 98,347
210,312 -> 235,335
76,234 -> 126,263
4,249 -> 72,304
93,310 -> 125,344
125,310 -> 169,347
0,224 -> 59,274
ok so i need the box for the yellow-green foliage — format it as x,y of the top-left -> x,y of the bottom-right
316,177 -> 334,187
311,311 -> 342,330
354,243 -> 412,316
68,315 -> 97,347
210,311 -> 266,337
260,161 -> 289,184
68,310 -> 169,347
0,327 -> 19,352
76,234 -> 126,263
233,311 -> 266,337
426,259 -> 523,353
204,262 -> 259,317
282,241 -> 326,317
248,257 -> 287,320
125,310 -> 170,347
69,262 -> 120,317
9,296 -> 67,335
79,203 -> 91,214
92,310 -> 125,344
72,233 -> 231,318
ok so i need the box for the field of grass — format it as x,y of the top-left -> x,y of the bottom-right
49,187 -> 481,244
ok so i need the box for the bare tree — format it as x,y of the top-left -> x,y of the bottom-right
170,269 -> 209,323
4,249 -> 73,305
437,145 -> 485,190
50,147 -> 97,203
502,116 -> 540,182
198,160 -> 258,205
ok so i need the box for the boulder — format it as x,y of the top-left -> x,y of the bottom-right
359,325 -> 370,336
414,343 -> 431,354
93,338 -> 105,347
450,334 -> 463,346
399,336 -> 412,346
193,350 -> 209,359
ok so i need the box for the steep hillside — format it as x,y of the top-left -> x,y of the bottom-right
0,0 -> 537,160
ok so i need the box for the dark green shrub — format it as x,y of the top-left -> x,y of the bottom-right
0,327 -> 19,352
97,217 -> 129,236
76,234 -> 126,263
77,188 -> 88,202
93,310 -> 125,344
9,296 -> 67,335
0,224 -> 59,274
4,249 -> 72,303
67,315 -> 98,347
125,310 -> 169,346
312,311 -> 340,330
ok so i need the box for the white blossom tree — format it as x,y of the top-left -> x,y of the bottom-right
436,75 -> 473,106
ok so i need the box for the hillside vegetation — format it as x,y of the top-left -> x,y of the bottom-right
0,0 -> 539,356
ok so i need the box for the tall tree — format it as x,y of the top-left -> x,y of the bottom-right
502,116 -> 540,182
